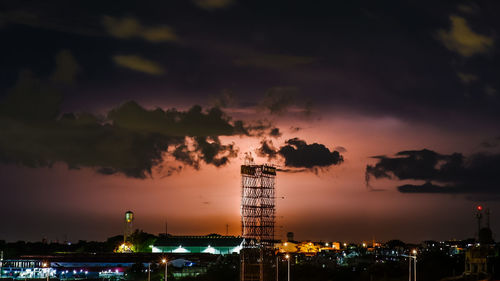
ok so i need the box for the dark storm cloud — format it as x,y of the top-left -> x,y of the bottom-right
365,149 -> 500,195
479,136 -> 500,148
0,99 -> 249,178
171,136 -> 238,169
2,0 -> 500,127
279,138 -> 344,169
0,58 -> 269,178
51,50 -> 80,85
269,127 -> 282,137
237,119 -> 274,137
210,90 -> 237,108
256,138 -> 344,170
194,136 -> 238,167
256,139 -> 278,159
257,87 -> 312,116
0,70 -> 62,120
258,87 -> 297,115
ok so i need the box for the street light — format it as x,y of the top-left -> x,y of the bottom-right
162,258 -> 168,281
147,263 -> 151,281
407,250 -> 417,281
276,255 -> 279,281
285,254 -> 290,281
42,262 -> 49,281
412,250 -> 417,281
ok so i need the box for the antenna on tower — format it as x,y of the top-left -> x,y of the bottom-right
244,152 -> 254,165
475,205 -> 483,240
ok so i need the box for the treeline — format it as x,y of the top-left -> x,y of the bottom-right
0,230 -> 156,258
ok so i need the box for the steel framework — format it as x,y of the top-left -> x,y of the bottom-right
240,162 -> 276,281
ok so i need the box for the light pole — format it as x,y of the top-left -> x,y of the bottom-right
285,254 -> 290,281
147,263 -> 151,281
162,258 -> 168,281
276,255 -> 279,281
408,256 -> 411,281
407,250 -> 417,281
412,249 -> 417,281
42,262 -> 49,281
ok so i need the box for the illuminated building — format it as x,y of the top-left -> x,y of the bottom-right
276,241 -> 298,253
152,234 -> 243,255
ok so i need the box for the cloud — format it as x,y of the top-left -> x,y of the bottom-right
259,87 -> 298,115
0,70 -> 62,120
172,136 -> 238,169
480,136 -> 500,148
211,89 -> 237,108
334,146 -> 347,153
279,138 -> 344,169
0,101 -> 250,178
193,0 -> 234,10
365,149 -> 500,195
257,87 -> 314,116
457,72 -> 478,84
113,55 -> 165,75
255,138 -> 344,171
194,136 -> 238,166
436,15 -> 494,57
269,127 -> 282,137
256,139 -> 278,159
236,119 -> 273,137
101,16 -> 177,42
0,65 -> 270,178
51,50 -> 80,85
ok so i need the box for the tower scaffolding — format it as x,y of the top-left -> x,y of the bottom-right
240,162 -> 276,281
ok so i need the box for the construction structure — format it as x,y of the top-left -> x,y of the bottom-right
240,158 -> 277,281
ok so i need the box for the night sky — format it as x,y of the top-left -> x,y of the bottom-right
1,0 -> 500,243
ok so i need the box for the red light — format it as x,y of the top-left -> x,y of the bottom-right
477,205 -> 483,211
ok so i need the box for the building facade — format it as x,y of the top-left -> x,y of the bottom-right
152,234 -> 243,255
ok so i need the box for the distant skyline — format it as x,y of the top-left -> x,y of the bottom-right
1,0 -> 500,243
